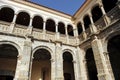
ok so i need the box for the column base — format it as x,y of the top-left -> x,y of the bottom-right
103,14 -> 111,25
98,73 -> 113,80
55,77 -> 64,80
14,77 -> 28,80
9,23 -> 15,33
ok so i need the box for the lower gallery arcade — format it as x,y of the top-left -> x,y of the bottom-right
0,33 -> 119,80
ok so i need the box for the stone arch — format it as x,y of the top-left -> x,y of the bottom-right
0,41 -> 21,55
62,49 -> 75,80
16,11 -> 30,26
91,5 -> 102,22
32,46 -> 53,59
63,49 -> 75,61
58,21 -> 65,34
32,15 -> 43,29
83,14 -> 91,29
0,5 -> 15,11
0,7 -> 14,22
31,46 -> 52,80
85,48 -> 98,80
102,0 -> 118,12
0,41 -> 20,80
77,22 -> 83,35
107,34 -> 120,80
67,24 -> 74,36
46,18 -> 56,32
104,30 -> 120,52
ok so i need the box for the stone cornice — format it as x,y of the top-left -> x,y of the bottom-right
12,0 -> 72,19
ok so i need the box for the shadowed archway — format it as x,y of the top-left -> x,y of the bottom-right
31,48 -> 51,80
107,35 -> 120,80
0,44 -> 18,80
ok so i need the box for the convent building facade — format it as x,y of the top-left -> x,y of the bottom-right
0,0 -> 120,80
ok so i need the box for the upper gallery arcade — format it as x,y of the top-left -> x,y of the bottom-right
0,0 -> 120,80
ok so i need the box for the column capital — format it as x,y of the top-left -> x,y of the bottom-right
88,13 -> 92,18
17,55 -> 22,60
81,21 -> 84,24
72,60 -> 76,63
50,58 -> 55,62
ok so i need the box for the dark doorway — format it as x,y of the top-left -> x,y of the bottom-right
83,15 -> 91,29
86,48 -> 98,80
31,48 -> 51,80
63,51 -> 75,80
107,35 -> 120,80
0,75 -> 13,80
0,7 -> 14,22
102,0 -> 118,12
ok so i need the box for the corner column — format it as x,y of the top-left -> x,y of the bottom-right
89,14 -> 97,34
91,36 -> 113,80
10,13 -> 17,33
81,21 -> 87,40
27,17 -> 33,35
99,2 -> 110,25
55,22 -> 60,40
76,46 -> 88,80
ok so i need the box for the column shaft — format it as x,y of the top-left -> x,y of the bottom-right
55,42 -> 64,80
10,14 -> 17,33
14,39 -> 32,80
89,15 -> 97,34
76,47 -> 88,80
99,3 -> 110,25
91,36 -> 113,80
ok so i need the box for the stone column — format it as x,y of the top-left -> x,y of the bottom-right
14,38 -> 32,80
72,60 -> 78,80
89,14 -> 97,34
76,47 -> 88,80
81,21 -> 87,40
55,23 -> 60,40
99,3 -> 110,25
91,36 -> 113,80
43,20 -> 46,32
43,20 -> 46,39
10,13 -> 17,33
65,25 -> 69,43
27,17 -> 33,35
55,42 -> 64,80
117,0 -> 120,5
51,58 -> 56,80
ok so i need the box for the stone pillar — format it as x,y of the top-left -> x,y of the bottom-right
91,36 -> 113,80
14,38 -> 32,80
76,47 -> 88,80
73,28 -> 78,37
27,17 -> 33,35
65,26 -> 68,36
43,20 -> 46,32
10,13 -> 17,33
72,60 -> 78,80
55,23 -> 60,40
51,58 -> 56,80
55,42 -> 64,80
117,0 -> 120,5
89,14 -> 97,34
81,21 -> 87,40
99,3 -> 110,25
65,26 -> 69,43
43,20 -> 46,39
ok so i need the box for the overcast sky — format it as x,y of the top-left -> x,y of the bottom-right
30,0 -> 85,15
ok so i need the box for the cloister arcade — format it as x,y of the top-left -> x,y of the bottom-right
0,0 -> 119,80
0,0 -> 118,37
